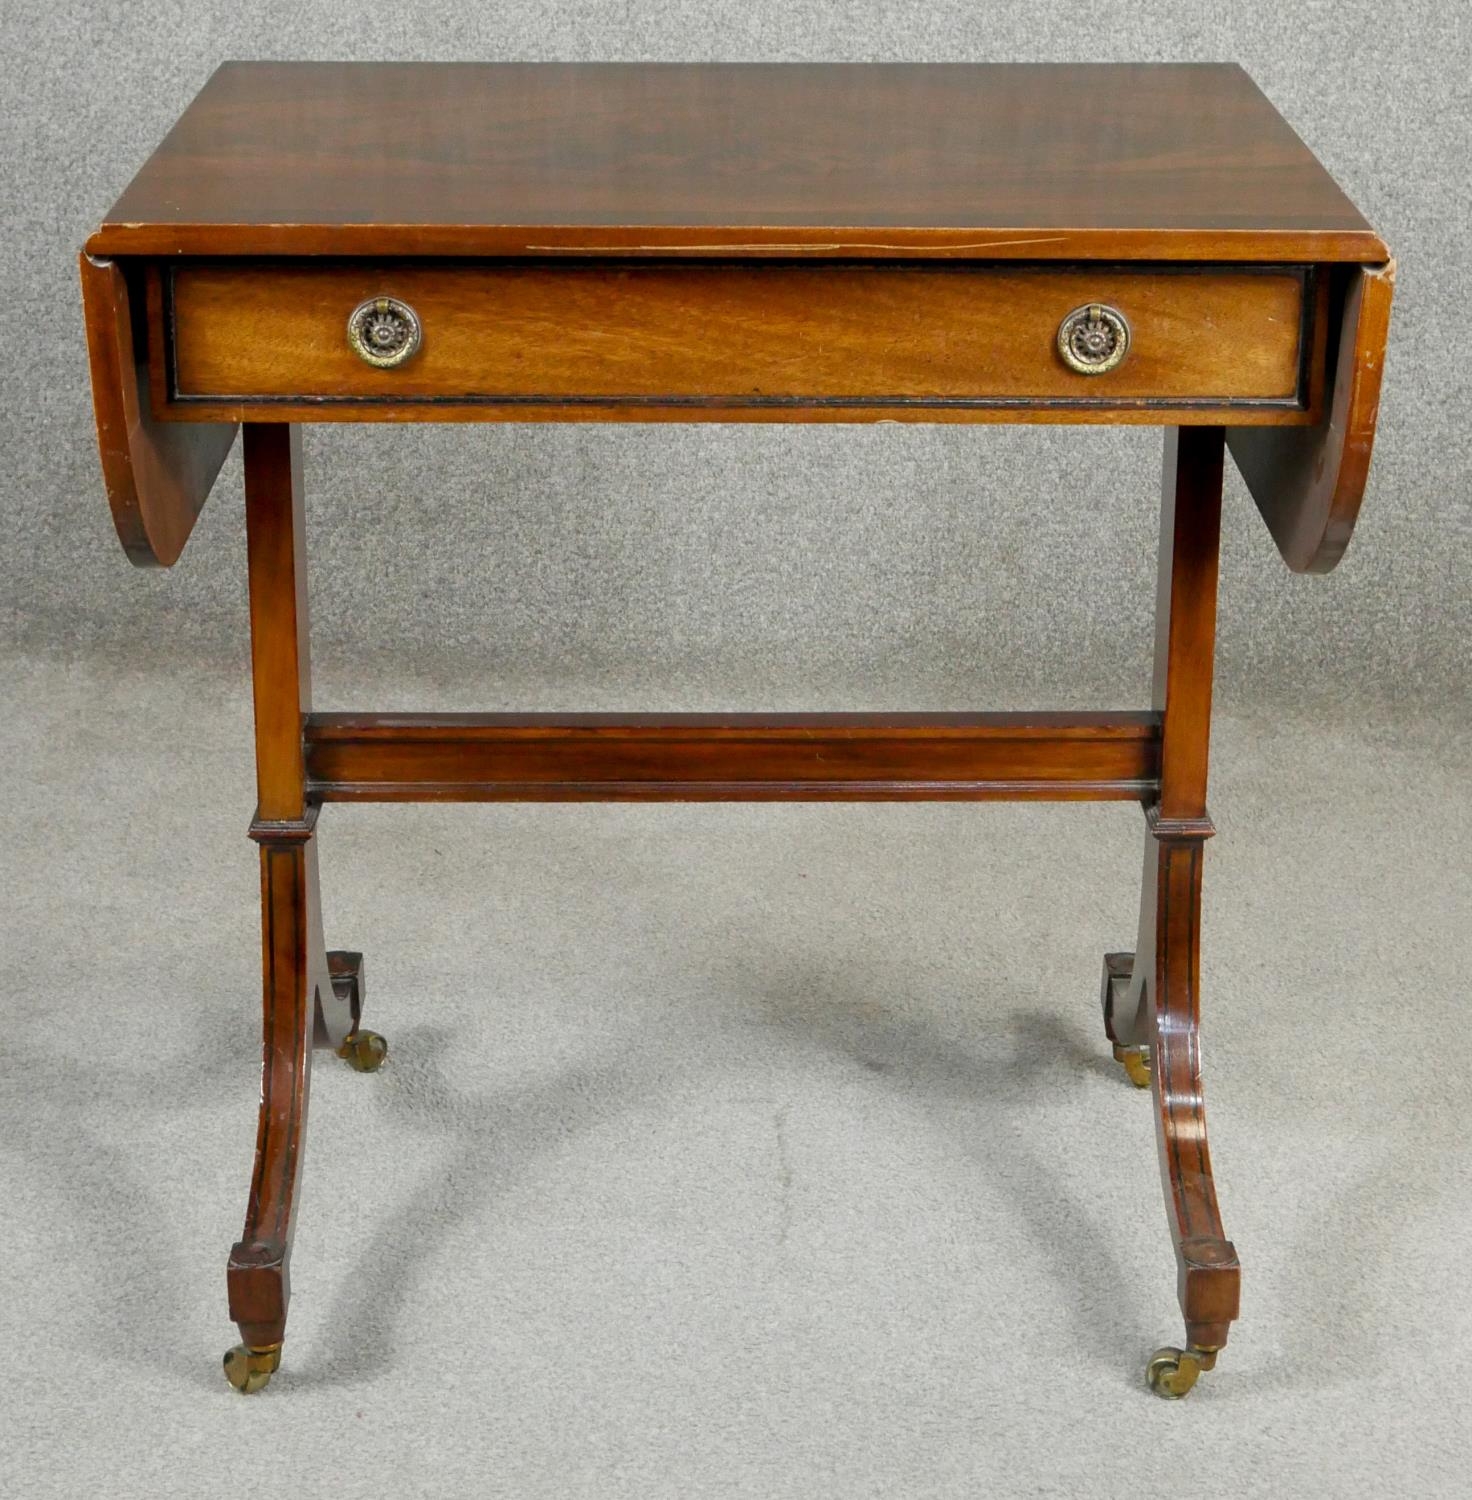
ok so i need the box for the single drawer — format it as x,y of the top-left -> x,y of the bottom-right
158,261 -> 1317,419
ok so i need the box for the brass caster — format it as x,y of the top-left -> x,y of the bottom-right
337,1030 -> 388,1073
223,1342 -> 282,1394
1145,1344 -> 1218,1400
1113,1042 -> 1152,1089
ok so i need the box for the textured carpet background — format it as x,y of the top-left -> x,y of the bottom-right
2,3 -> 1471,1496
3,660 -> 1471,1497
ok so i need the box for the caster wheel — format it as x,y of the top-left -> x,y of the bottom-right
338,1030 -> 388,1073
1113,1043 -> 1152,1090
1145,1345 -> 1216,1400
223,1342 -> 281,1394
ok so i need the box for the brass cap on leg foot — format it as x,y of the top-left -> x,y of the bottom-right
1113,1043 -> 1152,1089
337,1030 -> 388,1073
1145,1344 -> 1219,1400
223,1341 -> 282,1394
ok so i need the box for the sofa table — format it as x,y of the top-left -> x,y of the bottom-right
80,61 -> 1393,1399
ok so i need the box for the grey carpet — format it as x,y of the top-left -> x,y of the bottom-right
5,0 -> 1471,1491
2,649 -> 1469,1497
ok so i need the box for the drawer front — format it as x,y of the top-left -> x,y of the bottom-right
161,261 -> 1313,415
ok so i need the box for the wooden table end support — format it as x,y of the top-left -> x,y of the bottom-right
220,426 -> 388,1396
1100,426 -> 1242,1399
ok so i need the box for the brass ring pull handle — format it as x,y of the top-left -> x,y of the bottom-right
347,296 -> 422,368
1057,303 -> 1130,375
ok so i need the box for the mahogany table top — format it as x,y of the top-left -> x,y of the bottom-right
87,61 -> 1387,263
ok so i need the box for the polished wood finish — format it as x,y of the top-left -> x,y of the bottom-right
1229,260 -> 1396,571
79,254 -> 236,566
87,62 -> 1386,263
1154,428 -> 1224,822
162,261 -> 1312,420
84,62 -> 1390,564
227,818 -> 321,1349
1104,428 -> 1240,1354
303,711 -> 1161,802
227,425 -> 363,1356
244,426 -> 311,821
80,62 -> 1393,1393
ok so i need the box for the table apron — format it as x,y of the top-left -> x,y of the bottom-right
149,260 -> 1325,425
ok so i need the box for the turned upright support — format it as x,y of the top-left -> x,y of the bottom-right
1103,426 -> 1241,1397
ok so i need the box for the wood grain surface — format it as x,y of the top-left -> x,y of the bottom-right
79,254 -> 236,565
88,62 -> 1387,262
1228,260 -> 1395,571
1105,428 -> 1241,1357
303,710 -> 1163,802
162,261 -> 1311,417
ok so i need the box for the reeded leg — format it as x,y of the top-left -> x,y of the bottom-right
1112,815 -> 1241,1398
225,824 -> 330,1392
225,832 -> 386,1391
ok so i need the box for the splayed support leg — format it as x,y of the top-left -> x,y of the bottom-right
223,426 -> 387,1394
1101,427 -> 1240,1397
